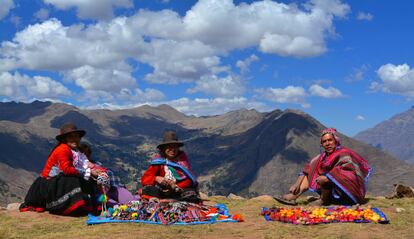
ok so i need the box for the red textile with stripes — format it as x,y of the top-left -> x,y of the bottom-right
304,147 -> 371,204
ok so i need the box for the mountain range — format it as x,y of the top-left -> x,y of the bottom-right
355,106 -> 414,165
1,101 -> 414,206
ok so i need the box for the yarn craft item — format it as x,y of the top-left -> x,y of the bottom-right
87,199 -> 243,225
262,206 -> 389,225
96,172 -> 110,217
96,172 -> 110,189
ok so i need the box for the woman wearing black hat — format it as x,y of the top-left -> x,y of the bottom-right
140,131 -> 200,203
19,123 -> 107,215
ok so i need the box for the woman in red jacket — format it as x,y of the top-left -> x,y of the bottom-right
141,131 -> 200,203
20,123 -> 107,215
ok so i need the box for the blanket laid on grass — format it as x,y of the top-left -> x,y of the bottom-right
87,200 -> 243,225
261,206 -> 389,225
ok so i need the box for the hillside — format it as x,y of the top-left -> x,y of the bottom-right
1,101 -> 414,206
355,107 -> 414,164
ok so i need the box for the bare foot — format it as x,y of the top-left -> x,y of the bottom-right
289,184 -> 300,195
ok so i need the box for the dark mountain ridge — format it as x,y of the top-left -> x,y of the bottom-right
1,101 -> 414,206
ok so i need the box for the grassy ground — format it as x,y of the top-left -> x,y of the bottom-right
0,196 -> 412,239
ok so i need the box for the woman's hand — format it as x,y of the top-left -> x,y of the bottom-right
87,162 -> 95,169
156,177 -> 176,189
91,168 -> 103,177
155,176 -> 165,185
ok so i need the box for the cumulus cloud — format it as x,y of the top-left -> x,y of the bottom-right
187,74 -> 245,97
64,62 -> 136,92
34,8 -> 50,21
255,86 -> 310,108
79,87 -> 165,105
0,0 -> 14,20
0,0 -> 351,105
357,11 -> 373,21
166,97 -> 269,116
0,0 -> 350,78
0,18 -> 148,72
236,54 -> 259,74
43,0 -> 133,20
141,39 -> 221,84
0,71 -> 71,100
118,88 -> 165,102
183,0 -> 349,57
309,84 -> 344,98
355,115 -> 365,121
373,63 -> 414,97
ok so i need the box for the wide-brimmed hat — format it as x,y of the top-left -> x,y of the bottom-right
55,122 -> 86,142
157,131 -> 184,149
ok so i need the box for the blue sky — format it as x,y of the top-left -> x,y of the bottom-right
1,0 -> 414,136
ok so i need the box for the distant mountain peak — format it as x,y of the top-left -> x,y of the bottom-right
156,104 -> 185,114
355,107 -> 414,164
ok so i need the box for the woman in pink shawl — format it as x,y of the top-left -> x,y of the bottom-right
274,128 -> 371,206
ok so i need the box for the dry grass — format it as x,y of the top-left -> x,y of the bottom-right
0,197 -> 412,239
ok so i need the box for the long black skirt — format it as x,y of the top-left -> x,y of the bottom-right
22,174 -> 99,215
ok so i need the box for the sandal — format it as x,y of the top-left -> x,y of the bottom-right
273,196 -> 298,206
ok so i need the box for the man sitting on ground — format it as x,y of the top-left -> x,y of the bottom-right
275,128 -> 371,206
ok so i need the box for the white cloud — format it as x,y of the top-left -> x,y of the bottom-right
0,0 -> 14,20
118,88 -> 165,102
44,0 -> 133,20
0,71 -> 71,100
306,0 -> 350,18
187,74 -> 244,97
166,97 -> 270,116
0,18 -> 147,71
373,63 -> 414,97
64,62 -> 136,92
259,33 -> 325,57
236,54 -> 259,74
141,39 -> 221,84
34,8 -> 50,21
255,86 -> 310,108
183,0 -> 349,57
355,115 -> 365,121
78,87 -> 165,105
0,0 -> 350,80
357,11 -> 373,21
0,0 -> 351,103
309,84 -> 344,98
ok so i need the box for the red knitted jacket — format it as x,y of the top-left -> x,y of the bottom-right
141,152 -> 193,189
41,143 -> 79,178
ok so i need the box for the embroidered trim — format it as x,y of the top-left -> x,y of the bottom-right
46,187 -> 82,209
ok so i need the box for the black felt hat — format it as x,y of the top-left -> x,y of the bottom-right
55,122 -> 86,142
156,131 -> 184,149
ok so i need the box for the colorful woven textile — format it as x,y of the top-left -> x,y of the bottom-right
87,199 -> 243,225
261,206 -> 389,225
